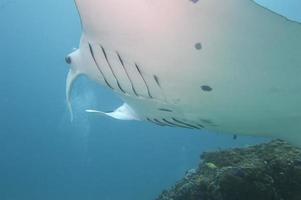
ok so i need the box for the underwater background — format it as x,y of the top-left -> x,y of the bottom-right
0,0 -> 300,199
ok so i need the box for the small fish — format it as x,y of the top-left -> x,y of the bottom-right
233,134 -> 238,140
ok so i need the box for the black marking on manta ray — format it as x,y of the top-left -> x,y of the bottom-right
88,43 -> 114,90
196,123 -> 205,128
158,108 -> 173,112
153,118 -> 171,127
100,45 -> 126,94
162,118 -> 194,129
116,51 -> 139,97
73,0 -> 84,29
153,75 -> 161,88
147,118 -> 166,126
135,63 -> 153,98
201,85 -> 213,92
190,0 -> 199,3
171,118 -> 201,129
195,42 -> 202,50
200,119 -> 213,124
154,118 -> 169,126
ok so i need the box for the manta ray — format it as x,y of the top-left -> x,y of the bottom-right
66,0 -> 301,146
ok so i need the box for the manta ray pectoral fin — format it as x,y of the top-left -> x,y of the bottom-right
86,103 -> 140,121
66,69 -> 81,122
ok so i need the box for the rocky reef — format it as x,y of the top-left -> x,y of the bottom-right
156,140 -> 301,200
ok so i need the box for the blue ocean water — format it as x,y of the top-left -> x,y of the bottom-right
0,0 -> 300,200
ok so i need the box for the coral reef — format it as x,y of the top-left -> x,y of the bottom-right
156,140 -> 301,200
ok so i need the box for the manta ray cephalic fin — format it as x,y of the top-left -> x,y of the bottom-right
66,69 -> 81,122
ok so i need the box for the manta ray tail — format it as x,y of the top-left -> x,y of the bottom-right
66,69 -> 81,122
86,103 -> 140,121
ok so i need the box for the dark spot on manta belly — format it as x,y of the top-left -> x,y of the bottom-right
201,85 -> 213,92
195,42 -> 202,50
153,75 -> 161,88
190,0 -> 199,3
201,119 -> 213,124
158,108 -> 173,112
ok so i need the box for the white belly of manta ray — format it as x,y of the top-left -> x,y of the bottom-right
65,0 -> 301,146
